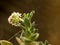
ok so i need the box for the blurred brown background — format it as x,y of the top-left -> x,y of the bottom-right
0,0 -> 60,45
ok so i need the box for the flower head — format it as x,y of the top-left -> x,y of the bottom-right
8,12 -> 23,26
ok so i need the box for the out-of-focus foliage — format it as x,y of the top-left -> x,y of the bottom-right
0,40 -> 13,45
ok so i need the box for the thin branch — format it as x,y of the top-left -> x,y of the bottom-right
8,30 -> 21,41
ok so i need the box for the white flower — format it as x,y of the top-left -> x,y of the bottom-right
8,12 -> 23,26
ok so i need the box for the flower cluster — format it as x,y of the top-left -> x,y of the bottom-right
8,12 -> 24,26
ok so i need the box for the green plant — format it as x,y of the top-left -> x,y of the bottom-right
0,11 -> 51,45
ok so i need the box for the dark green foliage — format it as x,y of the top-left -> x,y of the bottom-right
20,11 -> 39,42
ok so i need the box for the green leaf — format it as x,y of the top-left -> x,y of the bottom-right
44,40 -> 51,45
24,18 -> 30,28
30,33 -> 39,41
30,21 -> 36,33
20,36 -> 32,42
27,13 -> 30,18
39,41 -> 44,45
16,37 -> 25,45
21,30 -> 30,37
23,13 -> 27,18
29,10 -> 35,21
23,13 -> 28,20
0,40 -> 13,45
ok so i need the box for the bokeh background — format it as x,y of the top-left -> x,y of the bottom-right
0,0 -> 60,45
